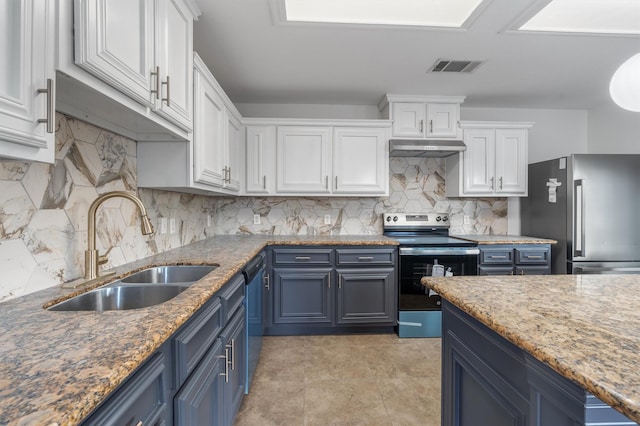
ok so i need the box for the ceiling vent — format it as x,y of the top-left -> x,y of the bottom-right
428,59 -> 485,73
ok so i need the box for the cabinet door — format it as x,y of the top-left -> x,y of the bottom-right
154,0 -> 193,131
246,126 -> 276,194
221,308 -> 246,426
495,129 -> 527,195
426,103 -> 459,138
75,0 -> 155,108
193,62 -> 225,188
225,108 -> 241,191
276,126 -> 331,193
174,339 -> 225,426
463,129 -> 496,194
335,268 -> 396,325
391,102 -> 425,138
333,127 -> 388,195
272,268 -> 333,324
0,0 -> 55,163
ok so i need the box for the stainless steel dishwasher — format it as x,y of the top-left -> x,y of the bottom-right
242,252 -> 266,393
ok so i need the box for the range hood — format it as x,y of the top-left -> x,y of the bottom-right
389,139 -> 466,158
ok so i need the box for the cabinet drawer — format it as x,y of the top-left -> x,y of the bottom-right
480,248 -> 514,264
479,266 -> 514,276
335,248 -> 395,266
515,248 -> 550,265
220,273 -> 245,322
515,266 -> 550,276
83,353 -> 167,425
272,248 -> 333,266
173,297 -> 223,388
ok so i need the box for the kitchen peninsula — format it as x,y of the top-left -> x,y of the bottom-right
0,235 -> 396,425
422,274 -> 640,425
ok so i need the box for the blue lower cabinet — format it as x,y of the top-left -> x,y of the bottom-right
398,311 -> 442,338
442,302 -> 638,426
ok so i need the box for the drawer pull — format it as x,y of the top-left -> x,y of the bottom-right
358,256 -> 374,261
524,255 -> 543,259
230,339 -> 236,370
218,348 -> 229,383
489,255 -> 507,259
135,422 -> 143,426
294,256 -> 311,261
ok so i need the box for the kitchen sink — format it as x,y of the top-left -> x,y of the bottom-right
48,284 -> 189,311
120,265 -> 217,284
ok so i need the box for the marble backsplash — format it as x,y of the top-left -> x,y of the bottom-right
0,114 -> 506,301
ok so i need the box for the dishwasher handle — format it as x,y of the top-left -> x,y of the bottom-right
243,253 -> 266,283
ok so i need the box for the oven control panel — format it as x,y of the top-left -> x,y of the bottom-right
383,213 -> 449,228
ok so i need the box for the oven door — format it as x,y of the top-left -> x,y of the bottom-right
398,247 -> 479,311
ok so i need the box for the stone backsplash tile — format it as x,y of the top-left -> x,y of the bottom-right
0,114 -> 507,302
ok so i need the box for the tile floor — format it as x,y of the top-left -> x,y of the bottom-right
234,334 -> 442,426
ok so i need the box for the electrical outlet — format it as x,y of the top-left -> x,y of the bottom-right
207,214 -> 211,227
169,218 -> 176,234
160,218 -> 167,235
324,214 -> 331,225
463,215 -> 470,225
253,214 -> 261,225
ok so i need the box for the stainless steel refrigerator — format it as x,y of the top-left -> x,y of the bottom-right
521,154 -> 640,274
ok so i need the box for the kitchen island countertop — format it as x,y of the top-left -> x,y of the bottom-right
421,274 -> 640,423
453,234 -> 557,244
0,234 -> 396,426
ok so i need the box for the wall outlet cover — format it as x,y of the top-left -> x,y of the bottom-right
253,214 -> 261,225
324,214 -> 331,225
169,218 -> 176,234
160,217 -> 167,234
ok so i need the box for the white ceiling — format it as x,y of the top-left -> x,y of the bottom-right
193,0 -> 640,110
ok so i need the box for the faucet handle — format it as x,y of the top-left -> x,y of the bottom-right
98,246 -> 113,266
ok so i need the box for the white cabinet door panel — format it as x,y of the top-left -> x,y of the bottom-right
75,0 -> 155,108
225,109 -> 241,191
154,0 -> 193,131
333,127 -> 387,194
495,129 -> 527,195
426,103 -> 458,138
0,0 -> 55,163
277,127 -> 331,193
391,103 -> 425,138
193,68 -> 225,187
246,126 -> 276,194
463,129 -> 495,194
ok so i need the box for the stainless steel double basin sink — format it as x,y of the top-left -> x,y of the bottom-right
48,265 -> 217,312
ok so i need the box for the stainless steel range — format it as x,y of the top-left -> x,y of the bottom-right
383,213 -> 479,338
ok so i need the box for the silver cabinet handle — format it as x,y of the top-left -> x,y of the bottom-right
328,275 -> 331,289
264,273 -> 270,290
525,255 -> 542,259
499,177 -> 503,190
230,339 -> 235,370
294,256 -> 311,261
429,119 -> 433,133
263,175 -> 267,190
135,422 -> 143,426
335,176 -> 338,190
419,119 -> 424,133
150,66 -> 160,99
338,276 -> 342,289
227,166 -> 231,183
218,348 -> 229,383
162,75 -> 170,106
358,256 -> 374,261
37,78 -> 54,134
489,255 -> 507,259
490,177 -> 495,191
325,176 -> 329,189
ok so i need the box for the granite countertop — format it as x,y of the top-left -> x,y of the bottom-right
421,274 -> 640,423
0,234 -> 396,426
453,234 -> 557,244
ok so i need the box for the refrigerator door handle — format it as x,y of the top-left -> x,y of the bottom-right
574,179 -> 585,257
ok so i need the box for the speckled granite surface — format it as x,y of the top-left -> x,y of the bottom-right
422,274 -> 640,423
0,235 -> 396,426
453,234 -> 557,244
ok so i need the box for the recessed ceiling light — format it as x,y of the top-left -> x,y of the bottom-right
519,0 -> 640,35
283,0 -> 485,28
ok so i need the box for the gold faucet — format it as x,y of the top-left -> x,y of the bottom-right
85,191 -> 154,280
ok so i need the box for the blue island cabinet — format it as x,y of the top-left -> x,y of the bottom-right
442,301 -> 637,426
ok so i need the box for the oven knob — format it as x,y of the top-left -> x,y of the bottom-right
436,216 -> 442,222
443,215 -> 449,222
386,216 -> 391,222
393,216 -> 398,222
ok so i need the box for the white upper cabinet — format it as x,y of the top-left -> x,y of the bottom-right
244,120 -> 390,197
380,95 -> 465,140
225,108 -> 241,191
333,126 -> 388,195
446,121 -> 532,197
245,126 -> 276,194
0,0 -> 55,163
74,0 -> 197,131
276,126 -> 332,194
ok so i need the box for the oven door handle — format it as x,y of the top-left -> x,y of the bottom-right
399,247 -> 480,256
